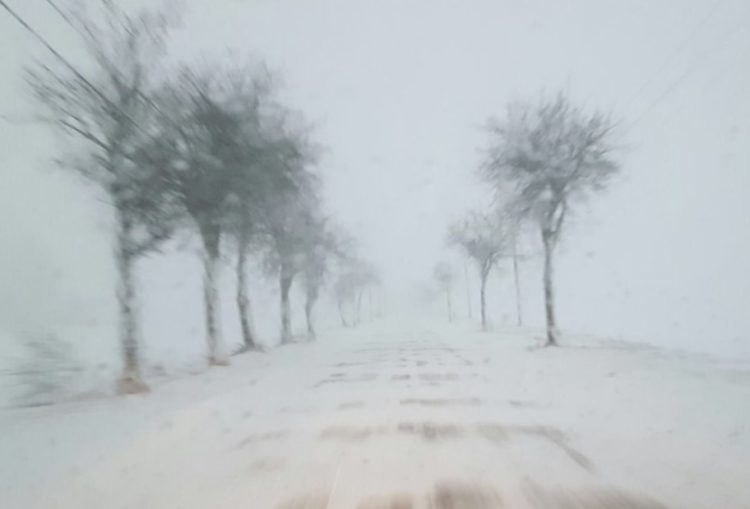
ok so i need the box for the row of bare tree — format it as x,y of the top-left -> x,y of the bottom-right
27,1 -> 378,393
443,93 -> 621,345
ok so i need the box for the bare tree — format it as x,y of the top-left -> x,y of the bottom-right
483,93 -> 620,346
333,258 -> 379,328
302,246 -> 325,339
268,199 -> 309,345
260,169 -> 321,344
27,2 -> 177,393
300,222 -> 351,340
157,64 -> 272,365
447,211 -> 507,331
433,262 -> 454,322
220,68 -> 301,353
224,74 -> 268,354
354,263 -> 380,326
300,230 -> 326,340
333,274 -> 354,328
496,209 -> 528,328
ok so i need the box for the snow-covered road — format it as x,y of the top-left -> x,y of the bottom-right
2,321 -> 749,508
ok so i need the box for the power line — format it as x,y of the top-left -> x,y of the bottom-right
44,0 -> 102,51
697,25 -> 750,94
645,24 -> 750,133
42,0 -> 169,119
0,0 -> 166,146
0,0 -> 128,121
622,0 -> 731,112
629,16 -> 747,128
43,0 -> 76,29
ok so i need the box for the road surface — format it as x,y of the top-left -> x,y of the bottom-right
2,321 -> 749,508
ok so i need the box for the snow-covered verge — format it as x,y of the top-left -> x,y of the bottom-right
0,244 -> 346,409
1,319 -> 748,508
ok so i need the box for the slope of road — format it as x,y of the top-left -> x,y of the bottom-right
1,320 -> 749,508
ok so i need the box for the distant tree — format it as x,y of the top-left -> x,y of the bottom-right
483,93 -> 620,346
157,64 -> 275,365
229,189 -> 261,353
27,2 -> 177,393
494,207 -> 529,327
300,222 -> 351,340
333,258 -> 379,327
260,168 -> 321,344
220,69 -> 303,353
433,262 -> 454,322
301,239 -> 326,340
354,262 -> 380,326
163,73 -> 231,365
222,73 -> 268,354
333,274 -> 355,328
447,211 -> 508,331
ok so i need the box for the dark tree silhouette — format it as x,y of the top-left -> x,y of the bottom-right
27,2 -> 177,393
448,211 -> 508,331
483,93 -> 620,346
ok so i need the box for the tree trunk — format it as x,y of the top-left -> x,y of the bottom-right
512,237 -> 523,327
337,298 -> 349,327
368,287 -> 373,321
542,232 -> 560,346
305,288 -> 318,341
200,223 -> 228,365
279,266 -> 293,344
114,210 -> 148,394
464,260 -> 472,319
355,289 -> 364,325
235,238 -> 257,352
479,269 -> 488,331
446,289 -> 453,322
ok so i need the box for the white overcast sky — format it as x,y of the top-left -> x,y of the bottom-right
1,0 -> 749,359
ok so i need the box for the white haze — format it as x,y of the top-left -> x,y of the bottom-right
1,0 -> 749,399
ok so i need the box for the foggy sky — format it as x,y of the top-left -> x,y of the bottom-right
1,0 -> 749,364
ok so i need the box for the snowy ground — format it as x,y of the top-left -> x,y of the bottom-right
1,319 -> 749,508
